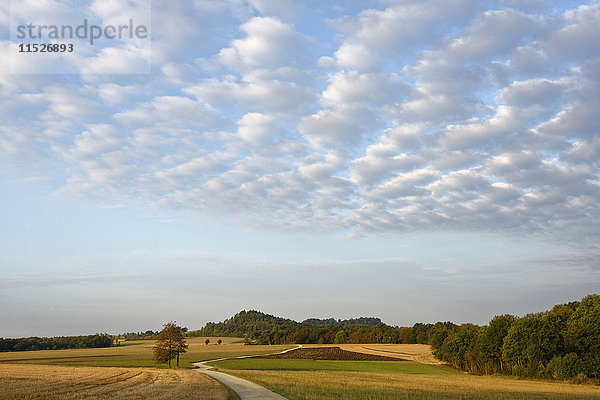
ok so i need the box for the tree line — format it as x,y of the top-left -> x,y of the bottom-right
427,295 -> 599,380
244,322 -> 404,345
0,334 -> 113,352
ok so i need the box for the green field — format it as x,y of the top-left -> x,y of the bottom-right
210,358 -> 458,374
211,357 -> 600,400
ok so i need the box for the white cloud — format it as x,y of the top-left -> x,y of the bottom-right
333,0 -> 481,70
321,71 -> 410,107
496,78 -> 564,107
216,16 -> 310,71
68,124 -> 123,159
298,105 -> 382,152
2,0 -> 599,251
98,83 -> 139,106
44,85 -> 105,121
236,112 -> 276,143
114,95 -> 214,128
185,77 -> 317,116
79,45 -> 151,75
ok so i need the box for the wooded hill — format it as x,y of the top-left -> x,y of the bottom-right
187,310 -> 388,341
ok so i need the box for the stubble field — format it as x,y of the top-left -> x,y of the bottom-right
0,363 -> 236,400
0,336 -> 279,399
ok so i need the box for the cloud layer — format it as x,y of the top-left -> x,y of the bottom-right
2,0 -> 600,249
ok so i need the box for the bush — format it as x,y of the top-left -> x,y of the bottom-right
548,353 -> 583,380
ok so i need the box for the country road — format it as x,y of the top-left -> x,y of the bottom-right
193,345 -> 300,400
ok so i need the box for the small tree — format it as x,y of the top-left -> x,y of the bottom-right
205,338 -> 210,345
153,322 -> 188,368
217,339 -> 222,345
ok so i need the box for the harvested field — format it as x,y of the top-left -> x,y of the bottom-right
0,363 -> 237,400
0,337 -> 293,369
0,355 -> 124,363
258,347 -> 406,361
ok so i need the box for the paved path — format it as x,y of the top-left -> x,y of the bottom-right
193,346 -> 300,400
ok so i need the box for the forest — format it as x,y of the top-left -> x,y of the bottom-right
0,334 -> 113,352
428,294 -> 600,380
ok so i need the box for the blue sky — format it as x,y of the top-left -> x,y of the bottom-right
1,0 -> 599,337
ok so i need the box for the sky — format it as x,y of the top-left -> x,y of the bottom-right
1,0 -> 599,337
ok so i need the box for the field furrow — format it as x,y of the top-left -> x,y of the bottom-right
0,364 -> 234,400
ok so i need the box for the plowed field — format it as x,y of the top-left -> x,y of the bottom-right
257,347 -> 406,361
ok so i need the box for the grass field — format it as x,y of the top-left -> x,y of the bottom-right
0,363 -> 238,400
210,347 -> 600,400
0,337 -> 292,369
211,358 -> 457,374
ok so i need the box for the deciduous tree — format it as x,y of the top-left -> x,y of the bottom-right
153,322 -> 188,368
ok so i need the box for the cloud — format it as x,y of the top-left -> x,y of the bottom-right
114,95 -> 216,128
333,0 -> 482,70
496,78 -> 565,107
184,77 -> 317,116
97,83 -> 139,106
2,1 -> 600,252
44,85 -> 106,121
216,16 -> 311,71
321,71 -> 411,107
79,45 -> 151,75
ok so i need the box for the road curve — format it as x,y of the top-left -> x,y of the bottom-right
193,361 -> 287,400
192,346 -> 300,400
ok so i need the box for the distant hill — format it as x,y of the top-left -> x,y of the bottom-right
189,310 -> 298,338
188,311 -> 386,339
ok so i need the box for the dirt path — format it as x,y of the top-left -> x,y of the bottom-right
192,346 -> 299,400
193,361 -> 287,400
